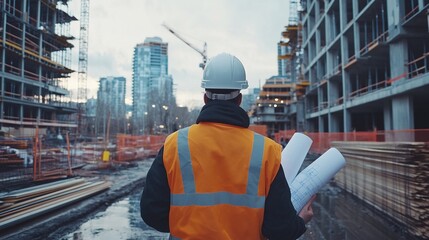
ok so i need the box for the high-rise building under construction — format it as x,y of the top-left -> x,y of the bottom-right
131,37 -> 174,134
0,0 -> 77,136
300,0 -> 429,132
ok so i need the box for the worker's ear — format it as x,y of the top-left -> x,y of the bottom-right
204,93 -> 209,104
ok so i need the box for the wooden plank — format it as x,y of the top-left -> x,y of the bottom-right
0,180 -> 111,230
332,141 -> 429,239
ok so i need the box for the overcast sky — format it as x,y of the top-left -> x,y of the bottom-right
67,0 -> 290,109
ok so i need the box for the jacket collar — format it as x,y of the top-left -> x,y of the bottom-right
196,100 -> 250,128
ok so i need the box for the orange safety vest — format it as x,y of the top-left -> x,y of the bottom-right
163,122 -> 281,240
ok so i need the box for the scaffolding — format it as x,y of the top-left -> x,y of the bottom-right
300,0 -> 429,132
0,0 -> 77,130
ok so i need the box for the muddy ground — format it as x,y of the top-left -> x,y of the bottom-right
0,160 -> 153,240
1,158 -> 415,240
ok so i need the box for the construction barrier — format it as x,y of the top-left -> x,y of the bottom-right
33,129 -> 72,181
1,129 -> 428,189
0,136 -> 33,190
116,134 -> 167,161
274,129 -> 429,154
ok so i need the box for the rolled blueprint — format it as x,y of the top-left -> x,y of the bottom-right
281,133 -> 313,184
289,147 -> 346,212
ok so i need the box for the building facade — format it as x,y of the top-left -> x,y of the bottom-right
131,37 -> 174,134
96,76 -> 126,137
0,0 -> 77,136
301,0 -> 429,133
254,76 -> 296,136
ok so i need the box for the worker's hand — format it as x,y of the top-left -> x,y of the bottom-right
298,195 -> 316,224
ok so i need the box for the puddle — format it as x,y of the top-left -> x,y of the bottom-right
61,192 -> 169,240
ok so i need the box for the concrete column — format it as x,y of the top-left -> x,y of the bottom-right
19,105 -> 23,122
387,0 -> 402,26
39,31 -> 43,81
342,70 -> 352,132
329,79 -> 340,102
316,29 -> 321,55
0,38 -> 6,72
327,50 -> 333,74
353,0 -> 360,57
418,0 -> 425,10
329,113 -> 341,132
37,107 -> 41,124
383,100 -> 392,130
387,0 -> 404,38
389,40 -> 408,80
315,0 -> 320,25
392,95 -> 414,129
37,0 -> 41,27
318,116 -> 324,132
0,101 -> 3,121
296,100 -> 305,132
354,22 -> 360,58
387,1 -> 408,80
339,0 -> 347,32
343,109 -> 352,132
318,84 -> 324,110
325,9 -> 332,43
0,45 -> 3,119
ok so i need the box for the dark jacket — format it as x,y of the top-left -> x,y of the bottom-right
140,100 -> 306,240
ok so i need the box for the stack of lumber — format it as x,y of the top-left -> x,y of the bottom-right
0,177 -> 111,230
0,149 -> 24,165
332,141 -> 429,239
0,140 -> 28,149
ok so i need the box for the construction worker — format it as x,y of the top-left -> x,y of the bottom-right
140,53 -> 315,239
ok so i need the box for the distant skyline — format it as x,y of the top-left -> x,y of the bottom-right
67,0 -> 291,109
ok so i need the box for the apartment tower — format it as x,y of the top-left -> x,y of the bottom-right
131,37 -> 173,134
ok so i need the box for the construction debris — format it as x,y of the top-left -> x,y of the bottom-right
333,141 -> 429,239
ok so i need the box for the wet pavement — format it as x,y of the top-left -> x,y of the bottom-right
4,158 -> 414,240
299,184 -> 411,240
58,183 -> 411,240
61,191 -> 168,240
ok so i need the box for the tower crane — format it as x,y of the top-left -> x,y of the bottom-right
162,23 -> 207,69
77,0 -> 90,136
77,0 -> 89,103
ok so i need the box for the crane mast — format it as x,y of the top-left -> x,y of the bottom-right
162,23 -> 207,69
77,0 -> 90,136
78,0 -> 89,103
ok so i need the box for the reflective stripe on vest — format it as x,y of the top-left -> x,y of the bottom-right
171,127 -> 265,208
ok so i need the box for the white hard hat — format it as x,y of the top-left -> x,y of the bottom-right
201,53 -> 249,90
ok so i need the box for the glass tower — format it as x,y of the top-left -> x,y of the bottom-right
132,37 -> 173,134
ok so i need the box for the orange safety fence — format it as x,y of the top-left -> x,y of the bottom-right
116,134 -> 167,161
0,135 -> 34,189
273,129 -> 429,154
33,129 -> 72,181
